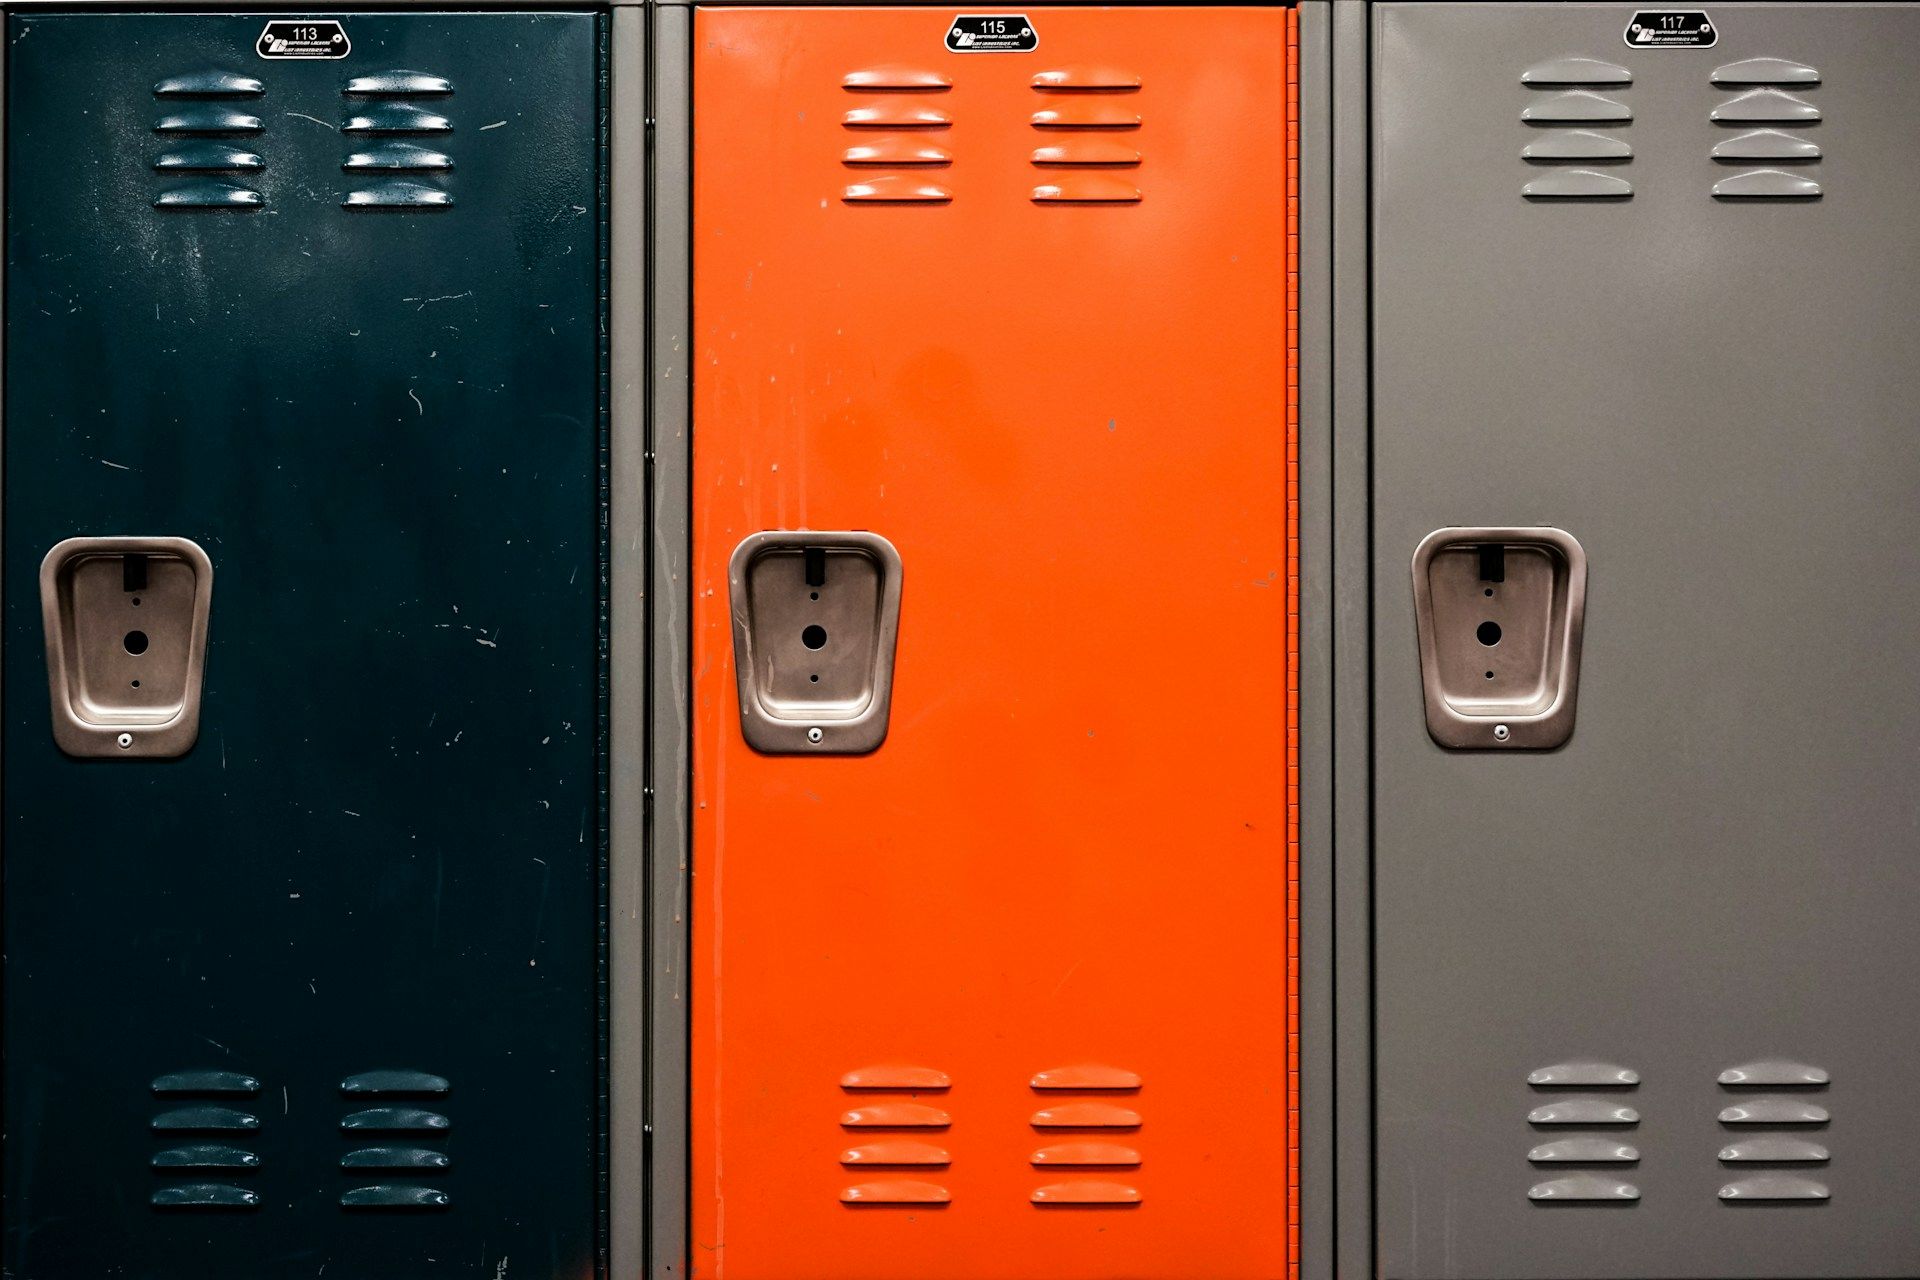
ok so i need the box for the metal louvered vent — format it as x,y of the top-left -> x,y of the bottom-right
837,1063 -> 952,1204
1716,1060 -> 1831,1202
839,65 -> 953,205
339,1069 -> 453,1208
342,72 -> 455,210
1028,1064 -> 1143,1206
1526,1061 -> 1641,1203
151,71 -> 264,210
1710,58 -> 1823,200
1519,57 -> 1633,201
1028,67 -> 1142,204
149,1069 -> 264,1209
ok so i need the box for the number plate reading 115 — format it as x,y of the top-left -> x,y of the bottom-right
946,14 -> 1038,53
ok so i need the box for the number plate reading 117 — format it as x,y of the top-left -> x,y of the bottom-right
1624,10 -> 1717,48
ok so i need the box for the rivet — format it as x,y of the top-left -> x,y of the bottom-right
1493,724 -> 1511,742
116,732 -> 134,749
807,727 -> 824,744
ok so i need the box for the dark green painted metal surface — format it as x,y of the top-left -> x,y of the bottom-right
4,11 -> 604,1277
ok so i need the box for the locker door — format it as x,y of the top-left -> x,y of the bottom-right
1372,4 -> 1920,1277
3,13 -> 602,1278
690,8 -> 1298,1279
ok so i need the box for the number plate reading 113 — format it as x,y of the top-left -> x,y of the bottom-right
258,20 -> 351,59
946,14 -> 1038,53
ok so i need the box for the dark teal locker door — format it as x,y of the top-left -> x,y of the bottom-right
4,12 -> 603,1278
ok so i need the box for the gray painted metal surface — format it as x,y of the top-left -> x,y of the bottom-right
1372,4 -> 1920,1277
646,6 -> 692,1278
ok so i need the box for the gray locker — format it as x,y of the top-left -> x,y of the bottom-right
1370,3 -> 1920,1277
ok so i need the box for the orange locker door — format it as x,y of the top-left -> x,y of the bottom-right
691,7 -> 1299,1279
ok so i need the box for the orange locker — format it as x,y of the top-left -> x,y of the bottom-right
691,8 -> 1300,1278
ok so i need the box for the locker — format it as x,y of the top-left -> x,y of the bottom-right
1365,3 -> 1920,1278
3,11 -> 604,1278
686,7 -> 1299,1279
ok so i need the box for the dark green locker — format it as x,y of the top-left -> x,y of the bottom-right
3,12 -> 604,1277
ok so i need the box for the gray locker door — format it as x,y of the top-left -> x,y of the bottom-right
1372,4 -> 1920,1278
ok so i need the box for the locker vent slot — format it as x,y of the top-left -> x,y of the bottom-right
154,105 -> 263,135
1527,1099 -> 1638,1125
1713,130 -> 1821,163
339,1106 -> 451,1133
1031,1142 -> 1141,1167
1519,57 -> 1630,87
1031,1064 -> 1143,1090
342,179 -> 453,209
1032,1180 -> 1142,1205
340,76 -> 455,209
841,177 -> 952,204
842,104 -> 951,130
152,1144 -> 261,1170
839,1179 -> 950,1204
1029,103 -> 1141,130
838,1101 -> 951,1128
842,66 -> 951,92
341,1185 -> 452,1209
152,1183 -> 260,1210
1528,1175 -> 1638,1202
1522,131 -> 1631,163
151,1070 -> 261,1095
1521,170 -> 1632,200
343,103 -> 453,134
343,70 -> 453,97
1030,1102 -> 1142,1129
339,1070 -> 452,1207
153,70 -> 263,98
1710,89 -> 1820,125
1520,90 -> 1631,124
1719,1060 -> 1829,1086
154,181 -> 264,210
153,1105 -> 261,1132
841,141 -> 951,168
1527,1138 -> 1638,1163
1030,141 -> 1141,168
1527,1061 -> 1639,1087
342,1146 -> 452,1170
1720,1137 -> 1828,1163
840,1141 -> 949,1166
1712,58 -> 1820,86
1719,1097 -> 1829,1124
1030,66 -> 1142,91
154,142 -> 264,173
1713,169 -> 1822,200
838,1066 -> 951,1203
1720,1174 -> 1829,1201
839,1064 -> 950,1090
344,142 -> 455,173
1032,176 -> 1141,204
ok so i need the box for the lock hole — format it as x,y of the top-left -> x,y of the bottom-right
131,679 -> 141,688
124,630 -> 150,656
809,592 -> 819,601
801,624 -> 828,650
809,674 -> 820,683
1485,671 -> 1495,680
1476,621 -> 1502,647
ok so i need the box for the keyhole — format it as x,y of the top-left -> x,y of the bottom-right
801,624 -> 827,651
124,630 -> 150,655
1476,621 -> 1502,647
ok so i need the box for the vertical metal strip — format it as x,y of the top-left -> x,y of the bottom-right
1294,4 -> 1337,1280
647,7 -> 694,1279
608,7 -> 648,1280
1285,9 -> 1302,1278
1331,2 -> 1375,1277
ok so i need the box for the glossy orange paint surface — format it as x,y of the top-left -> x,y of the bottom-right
691,8 -> 1298,1278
